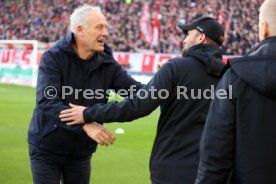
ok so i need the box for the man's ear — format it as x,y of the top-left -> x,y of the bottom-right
76,25 -> 84,37
260,21 -> 270,40
198,33 -> 206,44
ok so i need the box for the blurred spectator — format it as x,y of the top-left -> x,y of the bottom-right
0,0 -> 263,55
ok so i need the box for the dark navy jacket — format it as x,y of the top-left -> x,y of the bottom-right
28,33 -> 142,156
196,36 -> 276,184
82,44 -> 226,183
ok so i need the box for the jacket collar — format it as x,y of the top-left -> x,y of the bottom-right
247,36 -> 276,57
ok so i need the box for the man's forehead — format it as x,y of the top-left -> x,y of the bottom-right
88,12 -> 107,24
187,29 -> 197,34
89,11 -> 106,19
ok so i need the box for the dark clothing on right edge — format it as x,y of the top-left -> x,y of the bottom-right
195,36 -> 276,184
83,44 -> 225,184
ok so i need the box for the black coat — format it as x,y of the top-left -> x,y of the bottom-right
83,44 -> 225,184
28,33 -> 142,156
195,36 -> 276,184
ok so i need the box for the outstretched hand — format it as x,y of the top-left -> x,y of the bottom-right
83,123 -> 116,146
59,103 -> 85,125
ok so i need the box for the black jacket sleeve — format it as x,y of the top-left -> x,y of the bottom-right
36,52 -> 83,133
83,61 -> 177,123
195,70 -> 236,184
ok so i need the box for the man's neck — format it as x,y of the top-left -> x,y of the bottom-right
73,40 -> 95,61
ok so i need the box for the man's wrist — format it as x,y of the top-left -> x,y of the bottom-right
82,123 -> 90,133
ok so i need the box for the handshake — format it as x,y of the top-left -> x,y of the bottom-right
59,103 -> 116,147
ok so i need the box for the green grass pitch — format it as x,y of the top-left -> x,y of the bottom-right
0,84 -> 159,184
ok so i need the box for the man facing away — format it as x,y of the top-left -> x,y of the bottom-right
28,5 -> 143,184
195,0 -> 276,183
59,16 -> 226,184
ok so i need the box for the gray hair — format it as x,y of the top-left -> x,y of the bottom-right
70,5 -> 101,33
260,0 -> 276,35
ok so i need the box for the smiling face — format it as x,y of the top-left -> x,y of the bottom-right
75,11 -> 109,56
82,11 -> 109,52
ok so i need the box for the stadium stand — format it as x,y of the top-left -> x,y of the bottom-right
0,0 -> 263,55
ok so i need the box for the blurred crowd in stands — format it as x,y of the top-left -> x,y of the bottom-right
0,0 -> 263,55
